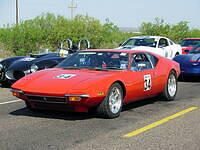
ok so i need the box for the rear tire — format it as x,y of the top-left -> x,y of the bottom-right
97,83 -> 123,119
162,70 -> 177,101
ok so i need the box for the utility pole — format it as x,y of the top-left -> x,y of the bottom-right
68,0 -> 77,19
16,0 -> 19,24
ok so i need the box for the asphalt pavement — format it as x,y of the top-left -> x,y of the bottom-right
0,81 -> 200,150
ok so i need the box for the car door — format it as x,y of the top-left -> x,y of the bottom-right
158,38 -> 173,59
132,53 -> 159,97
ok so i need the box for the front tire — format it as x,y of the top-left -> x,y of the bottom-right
97,83 -> 123,118
162,70 -> 177,101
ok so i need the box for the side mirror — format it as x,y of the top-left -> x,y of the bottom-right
119,43 -> 122,47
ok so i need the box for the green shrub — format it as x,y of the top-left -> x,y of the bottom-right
140,18 -> 200,42
0,14 -> 199,57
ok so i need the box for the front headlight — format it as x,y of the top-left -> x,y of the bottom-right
0,63 -> 3,72
30,64 -> 38,73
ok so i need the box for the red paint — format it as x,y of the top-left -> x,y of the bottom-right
181,38 -> 200,54
11,49 -> 180,112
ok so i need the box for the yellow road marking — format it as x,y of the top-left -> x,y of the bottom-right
123,107 -> 198,138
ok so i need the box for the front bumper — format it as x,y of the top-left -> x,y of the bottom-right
11,89 -> 104,112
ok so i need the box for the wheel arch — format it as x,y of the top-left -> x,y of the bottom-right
165,69 -> 177,83
112,80 -> 126,99
170,69 -> 177,76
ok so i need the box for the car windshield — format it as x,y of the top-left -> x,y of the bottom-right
189,44 -> 200,54
121,38 -> 157,48
180,39 -> 200,47
57,51 -> 129,70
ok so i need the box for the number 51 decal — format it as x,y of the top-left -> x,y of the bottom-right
144,74 -> 152,91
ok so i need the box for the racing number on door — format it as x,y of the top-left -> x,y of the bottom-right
144,74 -> 152,91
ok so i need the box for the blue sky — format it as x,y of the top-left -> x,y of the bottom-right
0,0 -> 199,28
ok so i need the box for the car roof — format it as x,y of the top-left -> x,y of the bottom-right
81,49 -> 162,57
82,49 -> 144,53
127,36 -> 167,40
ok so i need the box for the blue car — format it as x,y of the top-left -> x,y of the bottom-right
0,39 -> 90,87
173,44 -> 200,80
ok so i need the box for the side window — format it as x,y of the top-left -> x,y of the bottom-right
146,53 -> 159,67
131,53 -> 153,71
169,40 -> 174,45
158,38 -> 169,48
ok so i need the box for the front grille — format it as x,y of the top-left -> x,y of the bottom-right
32,102 -> 74,111
26,95 -> 66,103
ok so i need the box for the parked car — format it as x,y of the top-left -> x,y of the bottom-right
179,38 -> 200,54
11,49 -> 180,118
173,44 -> 200,80
117,36 -> 182,59
0,39 -> 90,87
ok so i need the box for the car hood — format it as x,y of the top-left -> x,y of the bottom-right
7,53 -> 58,71
8,57 -> 37,71
173,54 -> 200,64
12,68 -> 121,95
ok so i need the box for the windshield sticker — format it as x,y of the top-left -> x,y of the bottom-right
144,74 -> 152,91
55,74 -> 76,79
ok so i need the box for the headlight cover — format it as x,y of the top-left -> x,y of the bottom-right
30,64 -> 38,73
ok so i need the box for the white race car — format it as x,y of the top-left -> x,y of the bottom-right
117,36 -> 182,59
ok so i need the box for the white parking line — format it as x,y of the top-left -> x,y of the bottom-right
0,100 -> 22,105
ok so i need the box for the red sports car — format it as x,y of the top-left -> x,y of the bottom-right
11,49 -> 180,118
180,38 -> 200,54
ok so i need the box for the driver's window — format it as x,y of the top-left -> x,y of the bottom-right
158,38 -> 169,48
131,53 -> 153,71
